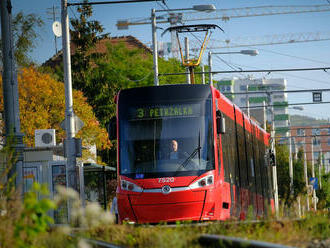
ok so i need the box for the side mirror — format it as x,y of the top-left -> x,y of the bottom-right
216,110 -> 226,134
269,149 -> 276,166
107,116 -> 117,140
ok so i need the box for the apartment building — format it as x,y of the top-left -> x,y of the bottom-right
290,124 -> 330,173
215,77 -> 288,135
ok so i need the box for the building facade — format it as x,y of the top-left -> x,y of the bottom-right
290,124 -> 330,174
215,77 -> 288,135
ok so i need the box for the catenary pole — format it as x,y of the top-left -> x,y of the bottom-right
0,0 -> 24,191
267,92 -> 279,217
311,136 -> 317,210
303,145 -> 310,211
151,8 -> 159,86
208,51 -> 213,85
61,0 -> 77,192
185,37 -> 190,84
288,123 -> 294,196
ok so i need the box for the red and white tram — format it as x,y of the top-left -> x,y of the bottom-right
109,84 -> 274,223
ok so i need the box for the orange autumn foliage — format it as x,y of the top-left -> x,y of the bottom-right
0,67 -> 111,150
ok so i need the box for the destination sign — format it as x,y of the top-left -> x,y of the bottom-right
131,104 -> 201,119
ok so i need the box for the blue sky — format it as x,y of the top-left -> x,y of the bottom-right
11,0 -> 330,120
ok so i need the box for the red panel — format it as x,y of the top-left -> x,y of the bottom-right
256,194 -> 265,217
217,182 -> 231,220
240,188 -> 249,220
244,116 -> 252,133
133,201 -> 205,223
235,109 -> 244,127
270,199 -> 275,213
118,193 -> 136,223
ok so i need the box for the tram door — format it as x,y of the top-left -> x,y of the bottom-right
220,113 -> 237,217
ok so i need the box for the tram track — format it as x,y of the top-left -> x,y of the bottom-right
198,234 -> 296,248
139,217 -> 303,228
77,232 -> 298,248
70,216 -> 326,247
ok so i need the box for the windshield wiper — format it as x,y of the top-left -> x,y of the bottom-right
174,145 -> 201,175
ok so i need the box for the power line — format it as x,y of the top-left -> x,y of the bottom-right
224,61 -> 330,87
278,134 -> 330,139
231,88 -> 330,95
240,101 -> 330,109
159,66 -> 330,76
67,0 -> 162,6
289,126 -> 330,130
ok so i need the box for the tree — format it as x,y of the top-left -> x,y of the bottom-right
70,0 -> 108,91
276,144 -> 307,206
0,67 -> 111,161
0,12 -> 44,66
276,143 -> 290,202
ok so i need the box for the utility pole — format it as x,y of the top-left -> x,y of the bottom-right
311,136 -> 317,210
0,0 -> 24,191
303,137 -> 310,211
262,101 -> 267,130
185,37 -> 190,84
208,51 -> 213,86
151,8 -> 159,86
288,121 -> 294,196
267,92 -> 279,216
319,150 -> 322,189
61,0 -> 77,192
201,65 -> 205,84
246,84 -> 250,117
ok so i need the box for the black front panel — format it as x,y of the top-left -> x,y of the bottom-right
118,85 -> 214,179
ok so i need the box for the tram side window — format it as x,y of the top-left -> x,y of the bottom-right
267,158 -> 274,200
221,114 -> 230,182
220,114 -> 237,183
227,116 -> 237,185
253,134 -> 262,198
236,123 -> 248,188
245,130 -> 255,191
259,136 -> 268,198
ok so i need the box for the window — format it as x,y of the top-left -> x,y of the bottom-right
240,97 -> 247,103
297,128 -> 305,136
313,152 -> 320,160
328,128 -> 330,135
296,141 -> 303,150
240,85 -> 247,91
313,138 -> 321,146
273,95 -> 283,99
119,100 -> 214,179
312,128 -> 320,136
328,138 -> 330,146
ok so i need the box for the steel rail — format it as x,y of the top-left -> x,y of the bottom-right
69,234 -> 123,248
199,234 -> 296,248
82,237 -> 123,248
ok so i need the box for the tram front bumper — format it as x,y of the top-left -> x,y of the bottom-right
118,190 -> 207,223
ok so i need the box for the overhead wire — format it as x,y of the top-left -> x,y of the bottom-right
207,38 -> 330,89
226,61 -> 330,87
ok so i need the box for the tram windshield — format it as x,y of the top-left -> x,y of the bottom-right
119,100 -> 214,179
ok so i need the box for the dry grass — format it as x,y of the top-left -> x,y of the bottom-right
86,211 -> 329,248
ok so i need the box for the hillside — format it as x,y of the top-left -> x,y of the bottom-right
290,115 -> 329,126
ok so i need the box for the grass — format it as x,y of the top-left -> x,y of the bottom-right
86,211 -> 330,248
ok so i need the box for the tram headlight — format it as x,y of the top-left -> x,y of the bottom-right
121,179 -> 143,192
189,175 -> 214,189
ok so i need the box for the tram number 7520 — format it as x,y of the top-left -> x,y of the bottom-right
158,177 -> 175,183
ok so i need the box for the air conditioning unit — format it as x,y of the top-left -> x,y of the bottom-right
35,129 -> 56,147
